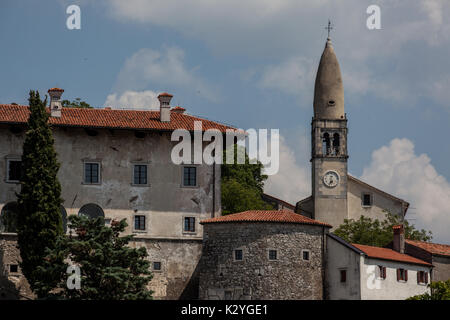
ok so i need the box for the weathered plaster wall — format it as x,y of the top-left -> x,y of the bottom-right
347,178 -> 403,222
325,236 -> 361,300
199,222 -> 326,300
431,255 -> 450,282
359,258 -> 430,300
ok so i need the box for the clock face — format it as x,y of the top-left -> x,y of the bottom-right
323,171 -> 339,188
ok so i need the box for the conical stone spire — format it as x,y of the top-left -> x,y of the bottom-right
313,38 -> 344,119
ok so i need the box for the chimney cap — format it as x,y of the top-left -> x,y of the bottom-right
172,106 -> 186,113
158,92 -> 173,98
48,87 -> 64,93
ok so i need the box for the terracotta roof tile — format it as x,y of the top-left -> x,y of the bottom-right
0,104 -> 235,132
406,239 -> 450,257
352,243 -> 432,266
201,210 -> 332,227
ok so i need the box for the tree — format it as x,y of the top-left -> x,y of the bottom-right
35,215 -> 153,300
407,280 -> 450,300
221,145 -> 274,215
333,211 -> 432,247
16,90 -> 64,298
61,98 -> 92,108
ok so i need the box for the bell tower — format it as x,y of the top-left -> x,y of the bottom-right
311,36 -> 349,228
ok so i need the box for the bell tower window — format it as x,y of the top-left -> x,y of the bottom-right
333,133 -> 340,155
322,133 -> 330,155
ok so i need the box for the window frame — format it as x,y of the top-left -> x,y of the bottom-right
301,249 -> 311,262
83,160 -> 101,185
361,192 -> 373,207
183,216 -> 196,234
377,265 -> 387,280
133,214 -> 147,233
340,269 -> 347,283
5,157 -> 22,183
132,162 -> 149,186
181,165 -> 198,188
268,249 -> 278,261
397,268 -> 408,282
152,261 -> 162,272
233,248 -> 244,262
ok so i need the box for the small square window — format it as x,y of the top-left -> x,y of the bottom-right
234,249 -> 243,261
7,160 -> 21,182
397,268 -> 408,282
133,165 -> 148,185
184,217 -> 195,233
268,249 -> 277,260
183,167 -> 197,186
84,162 -> 100,184
9,264 -> 18,273
302,250 -> 310,261
340,270 -> 347,283
134,215 -> 146,231
362,193 -> 372,206
153,262 -> 161,271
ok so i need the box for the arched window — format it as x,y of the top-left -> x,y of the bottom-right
333,133 -> 340,155
322,133 -> 330,155
78,203 -> 104,220
0,202 -> 19,233
60,206 -> 68,233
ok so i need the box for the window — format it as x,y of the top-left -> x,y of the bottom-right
417,271 -> 428,284
397,268 -> 408,282
9,264 -> 18,273
340,270 -> 347,283
153,262 -> 161,271
0,202 -> 19,233
184,217 -> 195,233
302,250 -> 310,261
133,164 -> 148,185
84,162 -> 100,184
134,215 -> 146,231
78,203 -> 104,220
6,159 -> 21,182
183,166 -> 197,186
268,249 -> 278,260
362,193 -> 372,207
234,249 -> 243,261
378,265 -> 387,279
322,132 -> 330,155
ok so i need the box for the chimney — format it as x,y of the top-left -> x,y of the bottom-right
393,224 -> 405,254
172,106 -> 186,114
48,87 -> 64,117
158,92 -> 173,122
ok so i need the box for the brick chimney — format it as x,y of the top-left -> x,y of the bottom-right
48,87 -> 64,117
393,224 -> 405,254
158,92 -> 173,122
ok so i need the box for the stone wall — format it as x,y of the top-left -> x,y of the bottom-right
0,234 -> 33,299
199,222 -> 326,300
431,255 -> 450,282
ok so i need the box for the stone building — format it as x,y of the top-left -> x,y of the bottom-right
326,227 -> 432,300
296,37 -> 409,229
261,193 -> 295,211
198,210 -> 331,300
0,90 -> 236,299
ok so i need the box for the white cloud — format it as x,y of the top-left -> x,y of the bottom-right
360,138 -> 450,243
104,90 -> 160,110
264,133 -> 310,205
104,0 -> 450,109
113,46 -> 217,102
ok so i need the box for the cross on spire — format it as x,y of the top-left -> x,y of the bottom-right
325,19 -> 333,39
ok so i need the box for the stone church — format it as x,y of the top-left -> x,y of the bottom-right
295,37 -> 409,229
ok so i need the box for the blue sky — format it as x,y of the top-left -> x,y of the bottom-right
1,0 -> 450,242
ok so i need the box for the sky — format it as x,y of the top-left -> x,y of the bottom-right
1,0 -> 450,243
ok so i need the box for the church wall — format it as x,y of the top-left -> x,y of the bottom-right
359,258 -> 430,300
347,179 -> 403,222
199,223 -> 326,300
325,236 -> 361,300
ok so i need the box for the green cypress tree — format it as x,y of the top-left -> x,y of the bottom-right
17,90 -> 63,298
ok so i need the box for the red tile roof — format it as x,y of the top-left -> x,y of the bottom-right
158,92 -> 173,98
48,88 -> 64,92
352,243 -> 432,266
0,104 -> 236,132
406,239 -> 450,257
201,210 -> 332,227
